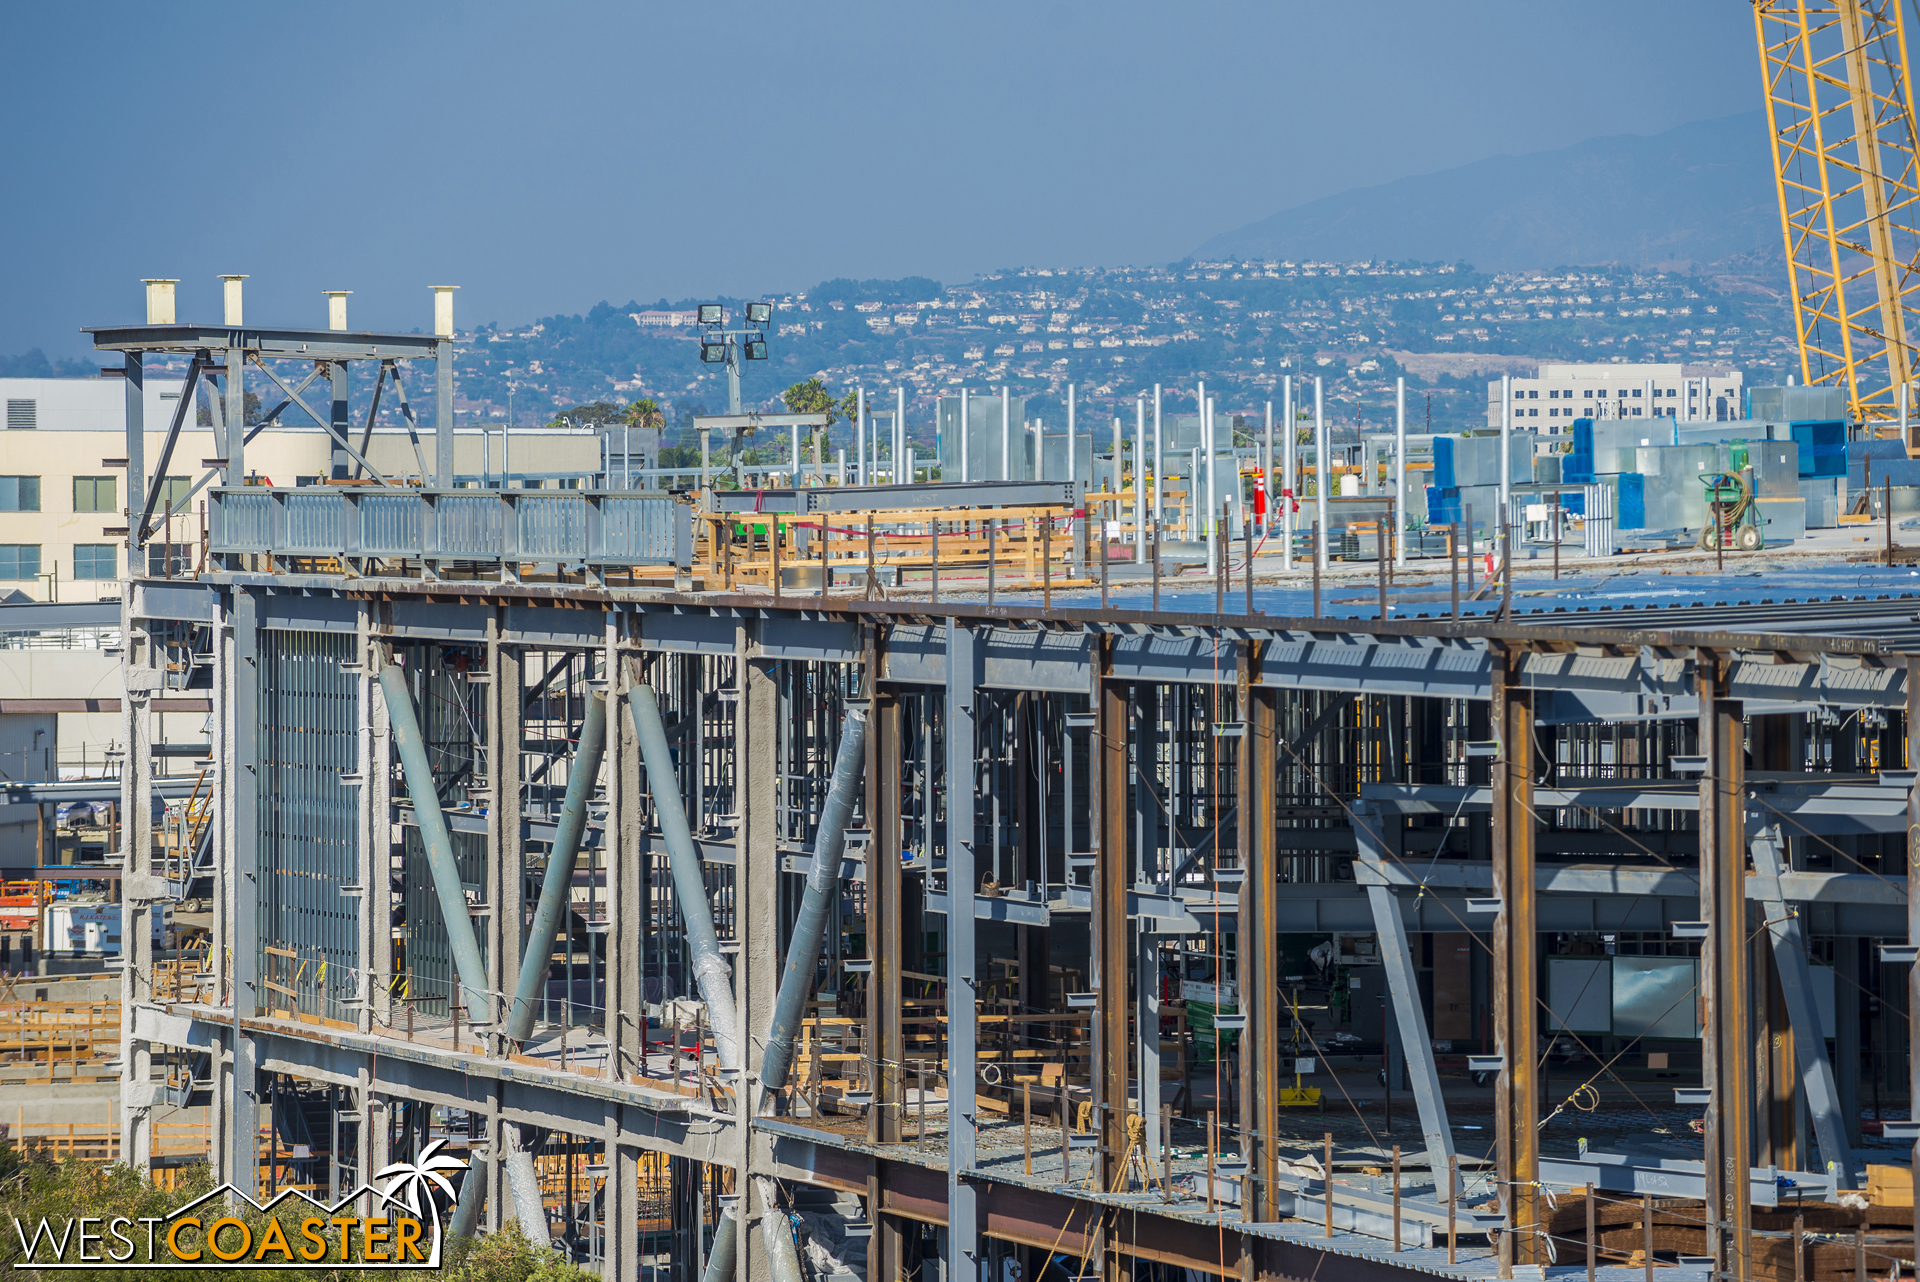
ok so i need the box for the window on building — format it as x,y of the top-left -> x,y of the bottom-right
73,477 -> 115,513
72,544 -> 115,580
5,400 -> 35,430
1583,389 -> 1594,398
147,545 -> 192,577
1529,408 -> 1539,416
1632,388 -> 1642,397
0,545 -> 41,579
0,477 -> 40,512
154,476 -> 192,515
1528,390 -> 1539,398
1632,408 -> 1643,416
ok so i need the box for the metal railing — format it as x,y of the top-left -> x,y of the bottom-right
208,487 -> 690,570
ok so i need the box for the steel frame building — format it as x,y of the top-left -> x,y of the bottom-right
101,319 -> 1920,1282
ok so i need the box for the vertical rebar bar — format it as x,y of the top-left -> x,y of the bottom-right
1311,522 -> 1322,617
1452,521 -> 1461,621
988,519 -> 996,608
1643,1193 -> 1653,1282
1323,1132 -> 1333,1237
1023,1083 -> 1032,1176
1391,1144 -> 1401,1252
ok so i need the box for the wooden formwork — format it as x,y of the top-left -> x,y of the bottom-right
700,504 -> 1088,592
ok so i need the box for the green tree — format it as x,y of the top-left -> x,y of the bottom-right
625,397 -> 664,431
780,377 -> 841,424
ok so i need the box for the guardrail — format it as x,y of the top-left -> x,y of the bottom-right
208,487 -> 690,573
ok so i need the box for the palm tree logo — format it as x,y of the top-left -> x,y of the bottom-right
376,1138 -> 468,1221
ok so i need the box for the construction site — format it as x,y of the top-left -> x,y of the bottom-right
12,4 -> 1920,1282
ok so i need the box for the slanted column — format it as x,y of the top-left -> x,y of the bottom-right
1490,645 -> 1539,1275
1698,650 -> 1751,1278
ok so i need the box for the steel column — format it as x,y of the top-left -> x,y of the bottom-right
868,627 -> 905,1282
125,351 -> 145,565
944,621 -> 981,1282
229,587 -> 261,1191
1490,646 -> 1539,1274
1700,651 -> 1751,1279
118,600 -> 155,1169
1091,635 -> 1132,1282
436,339 -> 455,488
485,632 -> 524,1042
1241,673 -> 1281,1220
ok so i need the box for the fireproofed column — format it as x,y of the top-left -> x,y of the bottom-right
1490,645 -> 1539,1275
1699,650 -> 1751,1278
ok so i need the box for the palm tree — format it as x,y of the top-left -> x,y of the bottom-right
377,1138 -> 467,1221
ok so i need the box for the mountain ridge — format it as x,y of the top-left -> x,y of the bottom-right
1194,112 -> 1777,272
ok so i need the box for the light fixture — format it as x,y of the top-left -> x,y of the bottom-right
746,302 -> 772,325
698,304 -> 723,326
701,340 -> 728,363
744,338 -> 768,360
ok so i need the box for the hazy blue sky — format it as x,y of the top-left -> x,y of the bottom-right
2,2 -> 1758,355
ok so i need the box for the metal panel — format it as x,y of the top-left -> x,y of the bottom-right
1612,956 -> 1699,1038
258,630 -> 359,1022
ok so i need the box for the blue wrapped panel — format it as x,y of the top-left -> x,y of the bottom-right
1432,437 -> 1457,491
1790,420 -> 1847,478
1618,473 -> 1646,530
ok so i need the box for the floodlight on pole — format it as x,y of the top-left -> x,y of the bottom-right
744,339 -> 768,361
698,304 -> 724,326
746,302 -> 772,325
701,341 -> 728,363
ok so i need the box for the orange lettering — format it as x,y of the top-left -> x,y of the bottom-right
252,1217 -> 293,1262
298,1218 -> 328,1262
167,1217 -> 202,1263
394,1217 -> 426,1261
363,1218 -> 390,1262
205,1217 -> 252,1263
330,1218 -> 358,1262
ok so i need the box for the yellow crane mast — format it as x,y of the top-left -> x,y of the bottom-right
1754,0 -> 1920,449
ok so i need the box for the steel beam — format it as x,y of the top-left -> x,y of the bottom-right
486,632 -> 525,1045
1699,651 -> 1752,1279
1490,645 -> 1539,1275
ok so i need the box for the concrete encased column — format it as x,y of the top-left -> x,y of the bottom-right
486,624 -> 525,1042
738,627 -> 782,1282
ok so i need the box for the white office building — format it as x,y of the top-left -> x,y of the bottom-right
1485,362 -> 1744,428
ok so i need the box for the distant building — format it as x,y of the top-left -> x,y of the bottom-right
1485,362 -> 1744,428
